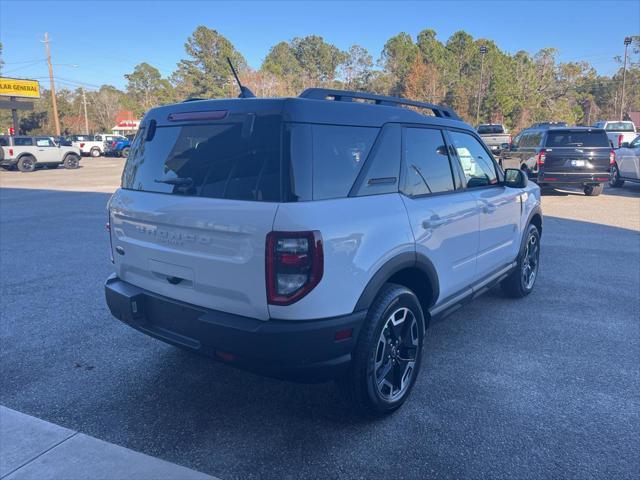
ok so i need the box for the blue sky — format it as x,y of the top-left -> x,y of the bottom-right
1,0 -> 638,91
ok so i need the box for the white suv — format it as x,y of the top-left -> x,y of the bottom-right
105,89 -> 542,415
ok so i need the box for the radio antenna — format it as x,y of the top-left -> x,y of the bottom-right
227,57 -> 256,98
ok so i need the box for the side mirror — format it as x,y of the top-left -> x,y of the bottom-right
504,168 -> 528,188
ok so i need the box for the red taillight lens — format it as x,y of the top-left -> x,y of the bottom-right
617,135 -> 624,147
536,148 -> 546,166
80,142 -> 85,148
8,148 -> 13,156
610,149 -> 615,165
266,231 -> 323,305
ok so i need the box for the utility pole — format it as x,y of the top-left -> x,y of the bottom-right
42,32 -> 61,136
81,87 -> 89,134
620,36 -> 632,121
475,45 -> 488,126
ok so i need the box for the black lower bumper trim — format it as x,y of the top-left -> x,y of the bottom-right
105,275 -> 366,381
537,172 -> 610,185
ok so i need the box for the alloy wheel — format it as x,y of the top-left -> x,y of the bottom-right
374,307 -> 419,402
521,232 -> 539,290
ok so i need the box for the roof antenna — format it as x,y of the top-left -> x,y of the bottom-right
227,57 -> 256,98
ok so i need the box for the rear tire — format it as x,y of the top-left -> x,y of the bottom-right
64,154 -> 80,169
609,164 -> 624,188
502,224 -> 540,298
121,147 -> 130,158
17,155 -> 36,172
583,183 -> 603,196
338,283 -> 424,417
90,147 -> 101,157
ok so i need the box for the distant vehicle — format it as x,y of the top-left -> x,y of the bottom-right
0,135 -> 81,172
531,122 -> 568,128
476,124 -> 511,154
592,120 -> 637,148
111,138 -> 132,157
610,135 -> 640,187
500,126 -> 612,196
69,134 -> 104,157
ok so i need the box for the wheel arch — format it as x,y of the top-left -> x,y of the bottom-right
354,252 -> 439,325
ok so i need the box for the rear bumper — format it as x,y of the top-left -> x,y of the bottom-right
537,171 -> 610,185
105,274 -> 366,382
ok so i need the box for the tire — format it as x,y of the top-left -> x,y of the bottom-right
338,283 -> 425,417
17,155 -> 36,173
64,154 -> 80,169
609,164 -> 624,188
502,223 -> 540,298
583,183 -> 604,196
90,148 -> 101,157
120,147 -> 130,158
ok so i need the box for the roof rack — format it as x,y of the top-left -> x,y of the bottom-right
299,88 -> 461,120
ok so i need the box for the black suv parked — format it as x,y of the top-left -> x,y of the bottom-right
500,127 -> 613,196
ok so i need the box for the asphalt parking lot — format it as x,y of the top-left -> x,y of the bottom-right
1,158 -> 639,480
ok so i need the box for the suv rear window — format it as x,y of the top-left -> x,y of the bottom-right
605,122 -> 635,132
477,125 -> 505,135
122,114 -> 282,202
545,130 -> 610,148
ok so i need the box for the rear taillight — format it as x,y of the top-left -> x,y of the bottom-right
8,148 -> 13,156
617,135 -> 624,147
536,148 -> 546,166
80,142 -> 85,148
610,149 -> 615,165
266,231 -> 323,305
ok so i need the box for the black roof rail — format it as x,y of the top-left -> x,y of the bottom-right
299,88 -> 461,120
182,97 -> 205,103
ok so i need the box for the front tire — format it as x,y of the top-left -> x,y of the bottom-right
583,183 -> 604,196
338,284 -> 424,417
502,224 -> 540,298
17,155 -> 36,172
90,147 -> 101,157
64,154 -> 80,169
609,164 -> 624,188
121,147 -> 130,158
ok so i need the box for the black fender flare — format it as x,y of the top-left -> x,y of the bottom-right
517,205 -> 543,259
354,251 -> 440,312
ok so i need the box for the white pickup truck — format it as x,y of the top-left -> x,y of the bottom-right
592,121 -> 637,148
69,134 -> 105,157
477,124 -> 511,154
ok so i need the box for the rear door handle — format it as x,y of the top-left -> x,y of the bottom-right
422,216 -> 446,229
482,203 -> 497,214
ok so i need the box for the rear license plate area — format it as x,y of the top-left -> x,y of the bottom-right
570,159 -> 586,167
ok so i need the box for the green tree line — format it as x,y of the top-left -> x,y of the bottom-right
1,27 -> 639,134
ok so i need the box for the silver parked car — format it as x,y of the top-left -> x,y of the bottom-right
610,135 -> 640,187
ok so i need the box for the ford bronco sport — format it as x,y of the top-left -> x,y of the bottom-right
105,89 -> 542,415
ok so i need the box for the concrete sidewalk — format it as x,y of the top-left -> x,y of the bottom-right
0,406 -> 216,480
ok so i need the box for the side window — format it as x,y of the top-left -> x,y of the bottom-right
511,132 -> 522,147
35,137 -> 53,147
14,137 -> 34,146
353,124 -> 401,197
529,132 -> 542,147
401,127 -> 455,196
448,130 -> 498,188
312,125 -> 378,200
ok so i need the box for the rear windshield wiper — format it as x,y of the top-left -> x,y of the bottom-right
154,177 -> 193,186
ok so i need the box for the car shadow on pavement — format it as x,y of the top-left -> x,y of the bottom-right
2,187 -> 639,480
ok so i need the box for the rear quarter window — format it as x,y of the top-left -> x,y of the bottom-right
545,130 -> 610,147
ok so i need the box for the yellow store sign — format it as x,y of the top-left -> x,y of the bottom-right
0,77 -> 41,99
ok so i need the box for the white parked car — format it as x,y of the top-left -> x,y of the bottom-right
593,120 -> 637,148
610,135 -> 640,187
69,134 -> 105,157
0,135 -> 81,172
104,89 -> 542,415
